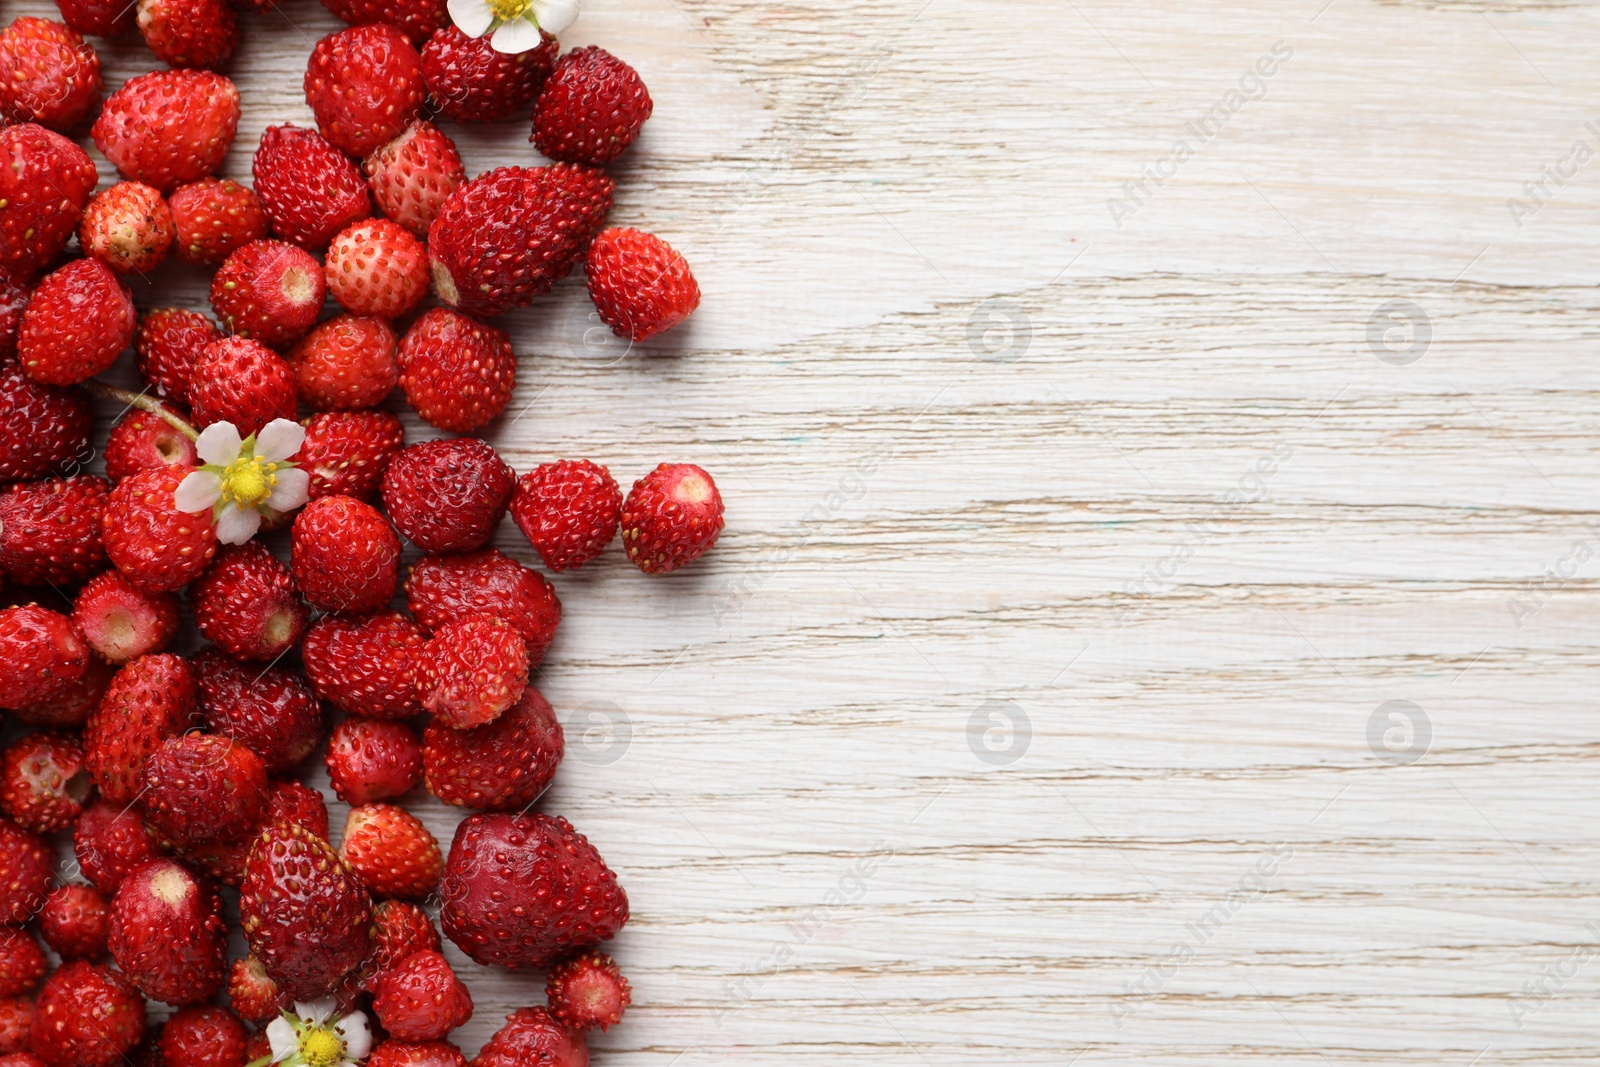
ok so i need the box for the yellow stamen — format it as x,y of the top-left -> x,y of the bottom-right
302,1028 -> 344,1067
220,454 -> 278,509
486,0 -> 531,20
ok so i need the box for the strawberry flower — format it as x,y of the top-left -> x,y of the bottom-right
174,419 -> 310,545
258,999 -> 372,1067
447,0 -> 575,53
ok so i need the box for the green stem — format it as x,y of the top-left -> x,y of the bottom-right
84,381 -> 200,441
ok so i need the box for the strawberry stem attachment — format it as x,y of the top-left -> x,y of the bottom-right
84,381 -> 200,441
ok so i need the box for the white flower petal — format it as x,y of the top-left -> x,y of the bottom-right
448,0 -> 494,37
215,503 -> 262,545
266,467 -> 311,513
195,421 -> 242,466
300,998 -> 339,1024
532,0 -> 577,32
255,419 -> 306,463
266,1017 -> 298,1060
173,470 -> 223,514
491,16 -> 542,53
335,1011 -> 372,1061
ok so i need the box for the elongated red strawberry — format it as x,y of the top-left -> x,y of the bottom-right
0,19 -> 102,132
0,125 -> 97,282
103,465 -> 218,593
297,410 -> 403,502
405,548 -> 560,665
72,799 -> 158,895
226,956 -> 283,1025
158,1005 -> 247,1067
421,25 -> 554,124
286,314 -> 399,410
168,178 -> 267,266
92,70 -> 239,193
37,884 -> 110,960
109,859 -> 227,1006
0,731 -> 89,833
0,927 -> 46,998
136,0 -> 236,70
510,459 -> 621,572
17,258 -> 135,386
291,495 -> 400,613
321,0 -> 446,44
396,308 -> 515,433
0,604 -> 88,708
545,951 -> 631,1032
194,648 -> 323,773
190,542 -> 307,660
241,823 -> 372,1000
142,733 -> 268,847
0,818 -> 50,923
79,182 -> 175,275
83,652 -> 198,803
190,337 -> 298,436
305,25 -> 425,157
72,570 -> 180,664
0,356 -> 92,482
422,684 -> 562,811
134,307 -> 221,406
302,611 -> 425,718
325,716 -> 421,805
585,227 -> 700,342
472,1007 -> 585,1067
371,951 -> 471,1043
253,125 -> 371,251
621,462 -> 723,573
28,962 -> 145,1067
0,474 -> 109,586
341,803 -> 441,899
325,219 -> 428,319
381,437 -> 513,552
533,46 -> 652,166
363,120 -> 463,238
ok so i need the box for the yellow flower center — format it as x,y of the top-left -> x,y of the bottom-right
301,1029 -> 344,1067
486,0 -> 531,20
220,453 -> 279,509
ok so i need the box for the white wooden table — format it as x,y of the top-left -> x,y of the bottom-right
15,0 -> 1600,1061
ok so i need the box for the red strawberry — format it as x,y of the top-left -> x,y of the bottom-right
363,120 -> 463,238
190,337 -> 299,435
405,548 -> 560,665
421,25 -> 555,124
286,314 -> 399,410
0,730 -> 89,833
252,125 -> 371,251
0,19 -> 102,133
83,652 -> 199,803
240,822 -> 372,1000
585,227 -> 700,342
16,258 -> 135,386
0,818 -> 50,923
190,543 -> 308,661
621,462 -> 724,573
78,182 -> 174,274
92,70 -> 240,193
109,858 -> 227,1005
264,776 -> 330,838
380,437 -> 513,552
102,465 -> 218,593
209,239 -> 325,349
291,495 -> 401,613
361,899 -> 438,988
28,962 -> 145,1067
177,773 -> 325,888
168,178 -> 268,266
136,0 -> 236,70
532,46 -> 652,166
324,716 -> 421,805
0,356 -> 92,482
37,884 -> 111,960
302,611 -> 425,719
55,0 -> 135,38
510,460 -> 621,572
0,605 -> 87,707
194,648 -> 323,773
297,410 -> 404,502
472,1007 -> 586,1067
368,1040 -> 469,1067
371,950 -> 471,1043
396,307 -> 515,433
305,26 -> 425,158
158,1005 -> 246,1067
0,929 -> 45,997
72,570 -> 180,664
0,276 -> 28,363
320,0 -> 446,45
225,956 -> 282,1025
0,125 -> 97,282
105,403 -> 199,483
134,307 -> 221,406
9,656 -> 112,728
0,998 -> 31,1057
439,812 -> 628,969
0,474 -> 109,586
546,951 -> 631,1032
324,219 -> 428,319
71,799 -> 158,895
142,733 -> 267,847
341,803 -> 442,899
422,684 -> 562,811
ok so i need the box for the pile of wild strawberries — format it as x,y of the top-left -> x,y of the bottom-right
0,0 -> 723,1063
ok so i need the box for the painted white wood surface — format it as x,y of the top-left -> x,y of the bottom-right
8,0 -> 1600,1061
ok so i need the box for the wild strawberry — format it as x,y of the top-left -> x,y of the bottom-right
209,239 -> 325,349
396,308 -> 516,433
291,495 -> 400,613
190,543 -> 307,660
253,125 -> 371,251
136,0 -> 236,70
621,462 -> 724,573
134,307 -> 221,405
194,649 -> 323,773
189,337 -> 299,435
264,776 -> 330,838
9,657 -> 112,728
305,26 -> 425,158
72,799 -> 158,894
28,961 -> 145,1067
406,549 -> 560,664
0,277 -> 27,364
440,812 -> 628,969
158,1005 -> 247,1067
368,1040 -> 469,1067
0,604 -> 88,707
324,219 -> 428,319
371,951 -> 471,1043
510,460 -> 621,572
55,0 -> 135,38
361,899 -> 438,988
0,929 -> 45,997
585,227 -> 700,342
472,1007 -> 586,1067
320,0 -> 446,44
533,46 -> 652,166
79,182 -> 173,274
37,884 -> 111,960
546,950 -> 631,1032
142,733 -> 268,847
0,730 -> 89,833
422,684 -> 562,811
0,356 -> 92,482
241,822 -> 372,1000
297,410 -> 404,502
0,818 -> 50,923
104,404 -> 199,484
363,120 -> 463,238
0,1002 -> 32,1058
72,570 -> 180,664
83,652 -> 199,803
302,611 -> 425,719
324,716 -> 422,805
286,315 -> 399,410
109,858 -> 227,1006
421,25 -> 555,123
0,125 -> 97,282
341,803 -> 442,899
0,19 -> 102,132
16,258 -> 135,386
92,70 -> 240,193
168,178 -> 267,266
0,474 -> 109,586
102,465 -> 218,593
226,956 -> 282,1025
381,437 -> 513,552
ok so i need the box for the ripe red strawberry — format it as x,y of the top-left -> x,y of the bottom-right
134,307 -> 221,406
341,803 -> 442,899
102,465 -> 218,593
168,178 -> 267,266
92,70 -> 240,193
0,730 -> 89,833
363,120 -> 464,238
361,899 -> 438,988
320,0 -> 446,44
264,776 -> 330,837
0,356 -> 92,482
371,950 -> 472,1043
0,818 -> 50,923
0,474 -> 109,586
368,1040 -> 469,1067
291,495 -> 401,613
109,859 -> 227,1005
585,227 -> 700,342
225,956 -> 282,1024
72,570 -> 180,664
0,604 -> 87,707
142,733 -> 268,847
422,684 -> 562,811
302,611 -> 425,718
105,403 -> 199,483
190,337 -> 299,435
55,0 -> 135,38
405,549 -> 561,665
621,462 -> 724,573
190,543 -> 308,661
286,314 -> 398,410
194,649 -> 324,773
381,437 -> 513,552
17,258 -> 135,386
546,951 -> 631,1032
473,1007 -> 586,1067
440,812 -> 628,969
37,884 -> 111,960
0,929 -> 45,997
240,822 -> 372,1000
0,125 -> 97,282
28,962 -> 145,1067
510,459 -> 621,572
177,776 -> 331,889
297,410 -> 404,502
533,46 -> 652,166
158,1005 -> 246,1067
72,799 -> 158,894
253,125 -> 371,251
83,652 -> 199,802
305,26 -> 425,157
209,239 -> 325,349
324,716 -> 422,804
9,656 -> 112,728
0,19 -> 102,132
396,308 -> 515,433
324,219 -> 428,319
78,182 -> 174,274
136,0 -> 236,70
421,25 -> 555,123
